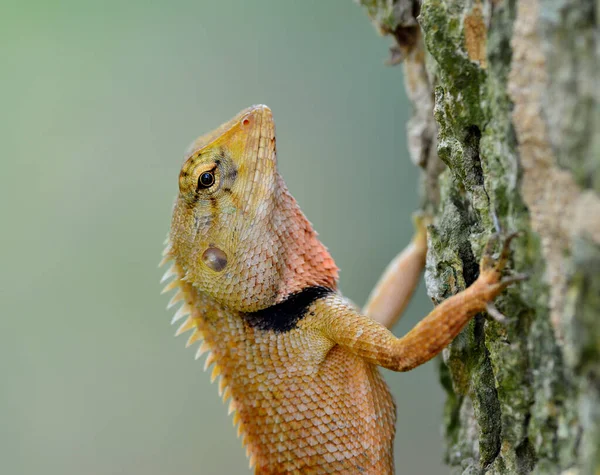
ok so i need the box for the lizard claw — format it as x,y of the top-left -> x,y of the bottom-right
480,230 -> 522,274
475,230 -> 526,310
485,302 -> 509,324
496,232 -> 522,272
498,272 -> 528,289
501,272 -> 528,284
480,232 -> 500,271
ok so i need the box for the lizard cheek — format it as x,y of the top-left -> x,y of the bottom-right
202,247 -> 228,272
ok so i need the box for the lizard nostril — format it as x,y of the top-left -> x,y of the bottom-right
202,247 -> 228,272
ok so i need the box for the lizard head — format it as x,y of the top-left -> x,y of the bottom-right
168,105 -> 338,312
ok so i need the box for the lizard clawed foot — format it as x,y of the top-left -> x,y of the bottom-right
480,231 -> 522,275
476,231 -> 527,318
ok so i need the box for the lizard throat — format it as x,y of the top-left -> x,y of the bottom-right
242,286 -> 334,333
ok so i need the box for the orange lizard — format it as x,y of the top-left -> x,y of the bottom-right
160,105 -> 523,474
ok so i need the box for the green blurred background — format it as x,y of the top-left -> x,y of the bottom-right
1,1 -> 445,473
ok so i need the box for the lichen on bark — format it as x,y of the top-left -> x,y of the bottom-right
358,0 -> 599,473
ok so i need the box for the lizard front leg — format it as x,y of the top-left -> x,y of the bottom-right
363,213 -> 429,329
314,233 -> 525,372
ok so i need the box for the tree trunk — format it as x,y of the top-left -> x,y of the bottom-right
358,1 -> 599,473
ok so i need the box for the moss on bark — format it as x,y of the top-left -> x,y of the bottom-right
358,0 -> 600,473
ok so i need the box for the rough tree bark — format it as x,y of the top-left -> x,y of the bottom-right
358,1 -> 599,474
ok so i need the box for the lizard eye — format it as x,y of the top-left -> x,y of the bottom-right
198,171 -> 215,189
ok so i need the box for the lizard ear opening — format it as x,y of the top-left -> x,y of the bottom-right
202,247 -> 228,272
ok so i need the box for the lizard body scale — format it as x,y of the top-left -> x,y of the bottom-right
160,105 -> 522,474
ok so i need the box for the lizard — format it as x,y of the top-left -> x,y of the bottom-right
160,104 -> 524,474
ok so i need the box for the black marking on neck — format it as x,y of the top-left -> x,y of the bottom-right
242,286 -> 333,333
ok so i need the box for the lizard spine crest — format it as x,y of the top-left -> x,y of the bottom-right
159,241 -> 258,470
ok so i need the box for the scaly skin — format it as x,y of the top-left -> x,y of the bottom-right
161,105 -> 521,474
